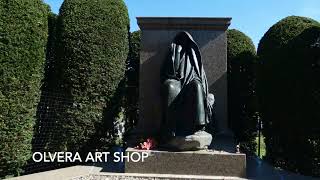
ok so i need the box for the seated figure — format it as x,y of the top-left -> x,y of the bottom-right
160,32 -> 214,150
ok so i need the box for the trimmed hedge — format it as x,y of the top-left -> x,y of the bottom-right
33,13 -> 58,148
52,0 -> 129,153
257,16 -> 320,176
42,12 -> 58,91
227,29 -> 258,152
126,30 -> 141,128
129,30 -> 141,73
0,0 -> 48,177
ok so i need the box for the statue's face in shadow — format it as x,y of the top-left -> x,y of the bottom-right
174,32 -> 192,48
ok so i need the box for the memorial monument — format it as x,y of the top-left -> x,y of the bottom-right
126,17 -> 246,178
135,17 -> 231,137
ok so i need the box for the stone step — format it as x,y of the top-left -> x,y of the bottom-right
8,165 -> 247,180
86,172 -> 246,180
125,148 -> 246,178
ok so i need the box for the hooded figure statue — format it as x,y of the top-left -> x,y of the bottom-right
161,31 -> 214,139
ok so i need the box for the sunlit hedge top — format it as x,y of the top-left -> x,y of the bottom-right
227,29 -> 256,62
258,16 -> 320,57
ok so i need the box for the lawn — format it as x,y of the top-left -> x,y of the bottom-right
255,134 -> 266,159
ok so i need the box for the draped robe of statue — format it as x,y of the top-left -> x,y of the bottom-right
161,32 -> 213,137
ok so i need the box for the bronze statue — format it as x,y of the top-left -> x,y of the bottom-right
161,32 -> 214,150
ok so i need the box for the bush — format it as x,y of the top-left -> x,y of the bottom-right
28,12 -> 59,174
42,12 -> 58,91
0,0 -> 48,177
227,29 -> 258,152
51,0 -> 129,154
126,30 -> 141,128
257,16 -> 320,176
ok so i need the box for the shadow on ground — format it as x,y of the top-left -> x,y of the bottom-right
246,155 -> 319,180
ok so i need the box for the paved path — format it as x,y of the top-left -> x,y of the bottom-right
246,155 -> 319,180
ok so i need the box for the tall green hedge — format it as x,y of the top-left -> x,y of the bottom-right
126,30 -> 141,128
257,16 -> 320,176
32,14 -> 58,154
227,29 -> 258,152
0,0 -> 48,177
52,0 -> 129,153
42,12 -> 58,91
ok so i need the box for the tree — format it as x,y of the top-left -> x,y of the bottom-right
257,16 -> 320,176
0,0 -> 48,177
227,29 -> 258,152
49,0 -> 129,154
126,30 -> 141,128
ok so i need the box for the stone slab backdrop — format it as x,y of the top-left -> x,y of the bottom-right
137,17 -> 231,136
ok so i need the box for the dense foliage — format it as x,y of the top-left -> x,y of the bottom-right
227,29 -> 258,152
126,30 -> 141,128
0,0 -> 48,177
257,16 -> 320,176
51,0 -> 129,154
42,12 -> 58,91
28,12 -> 60,174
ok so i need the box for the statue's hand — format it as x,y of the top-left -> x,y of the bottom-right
206,93 -> 215,123
207,93 -> 215,106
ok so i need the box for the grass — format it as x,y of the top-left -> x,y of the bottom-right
255,134 -> 266,159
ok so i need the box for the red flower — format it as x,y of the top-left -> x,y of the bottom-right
135,138 -> 156,150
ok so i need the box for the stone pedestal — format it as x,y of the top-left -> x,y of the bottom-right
136,17 -> 231,136
125,148 -> 246,178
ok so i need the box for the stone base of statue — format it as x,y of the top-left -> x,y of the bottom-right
125,148 -> 246,178
161,131 -> 212,151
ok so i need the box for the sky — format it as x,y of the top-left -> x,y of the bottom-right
44,0 -> 320,47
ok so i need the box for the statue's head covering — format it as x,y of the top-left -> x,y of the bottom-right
172,31 -> 203,78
